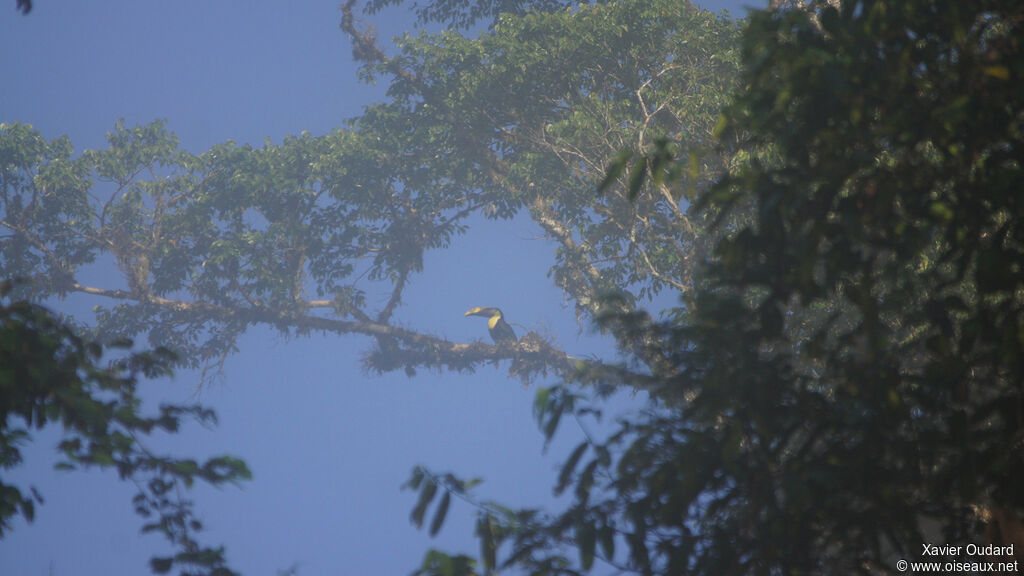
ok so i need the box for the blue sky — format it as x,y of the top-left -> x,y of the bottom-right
1,1 -> 755,574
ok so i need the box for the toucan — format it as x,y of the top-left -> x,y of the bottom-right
465,307 -> 517,344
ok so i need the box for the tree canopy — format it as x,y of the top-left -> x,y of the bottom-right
0,0 -> 740,384
3,0 -> 740,573
422,1 -> 1022,574
398,0 -> 1024,574
3,0 -> 1022,574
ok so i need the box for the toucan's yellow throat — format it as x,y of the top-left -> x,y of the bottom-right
465,306 -> 517,344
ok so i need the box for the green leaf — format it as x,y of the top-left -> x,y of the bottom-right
599,524 -> 615,559
18,498 -> 34,522
477,514 -> 497,573
555,441 -> 588,496
405,466 -> 426,490
626,158 -> 647,201
575,459 -> 599,502
411,479 -> 438,528
598,150 -> 633,195
685,151 -> 700,201
150,557 -> 173,574
532,387 -> 551,425
542,403 -> 563,442
577,521 -> 596,570
429,491 -> 451,537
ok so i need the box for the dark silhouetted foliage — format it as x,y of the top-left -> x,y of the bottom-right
0,280 -> 250,575
405,0 -> 1024,574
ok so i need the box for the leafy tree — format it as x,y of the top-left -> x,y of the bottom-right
2,0 -> 741,572
20,0 -> 1019,574
693,1 -> 1024,570
402,1 -> 1024,575
691,1 -> 1023,570
15,0 -> 1023,574
0,0 -> 739,382
0,280 -> 250,575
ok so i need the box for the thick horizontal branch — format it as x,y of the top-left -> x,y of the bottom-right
70,282 -> 603,385
365,331 -> 583,382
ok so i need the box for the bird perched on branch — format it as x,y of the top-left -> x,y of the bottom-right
465,306 -> 517,344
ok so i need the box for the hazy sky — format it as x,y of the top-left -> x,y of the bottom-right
1,1 -> 755,574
